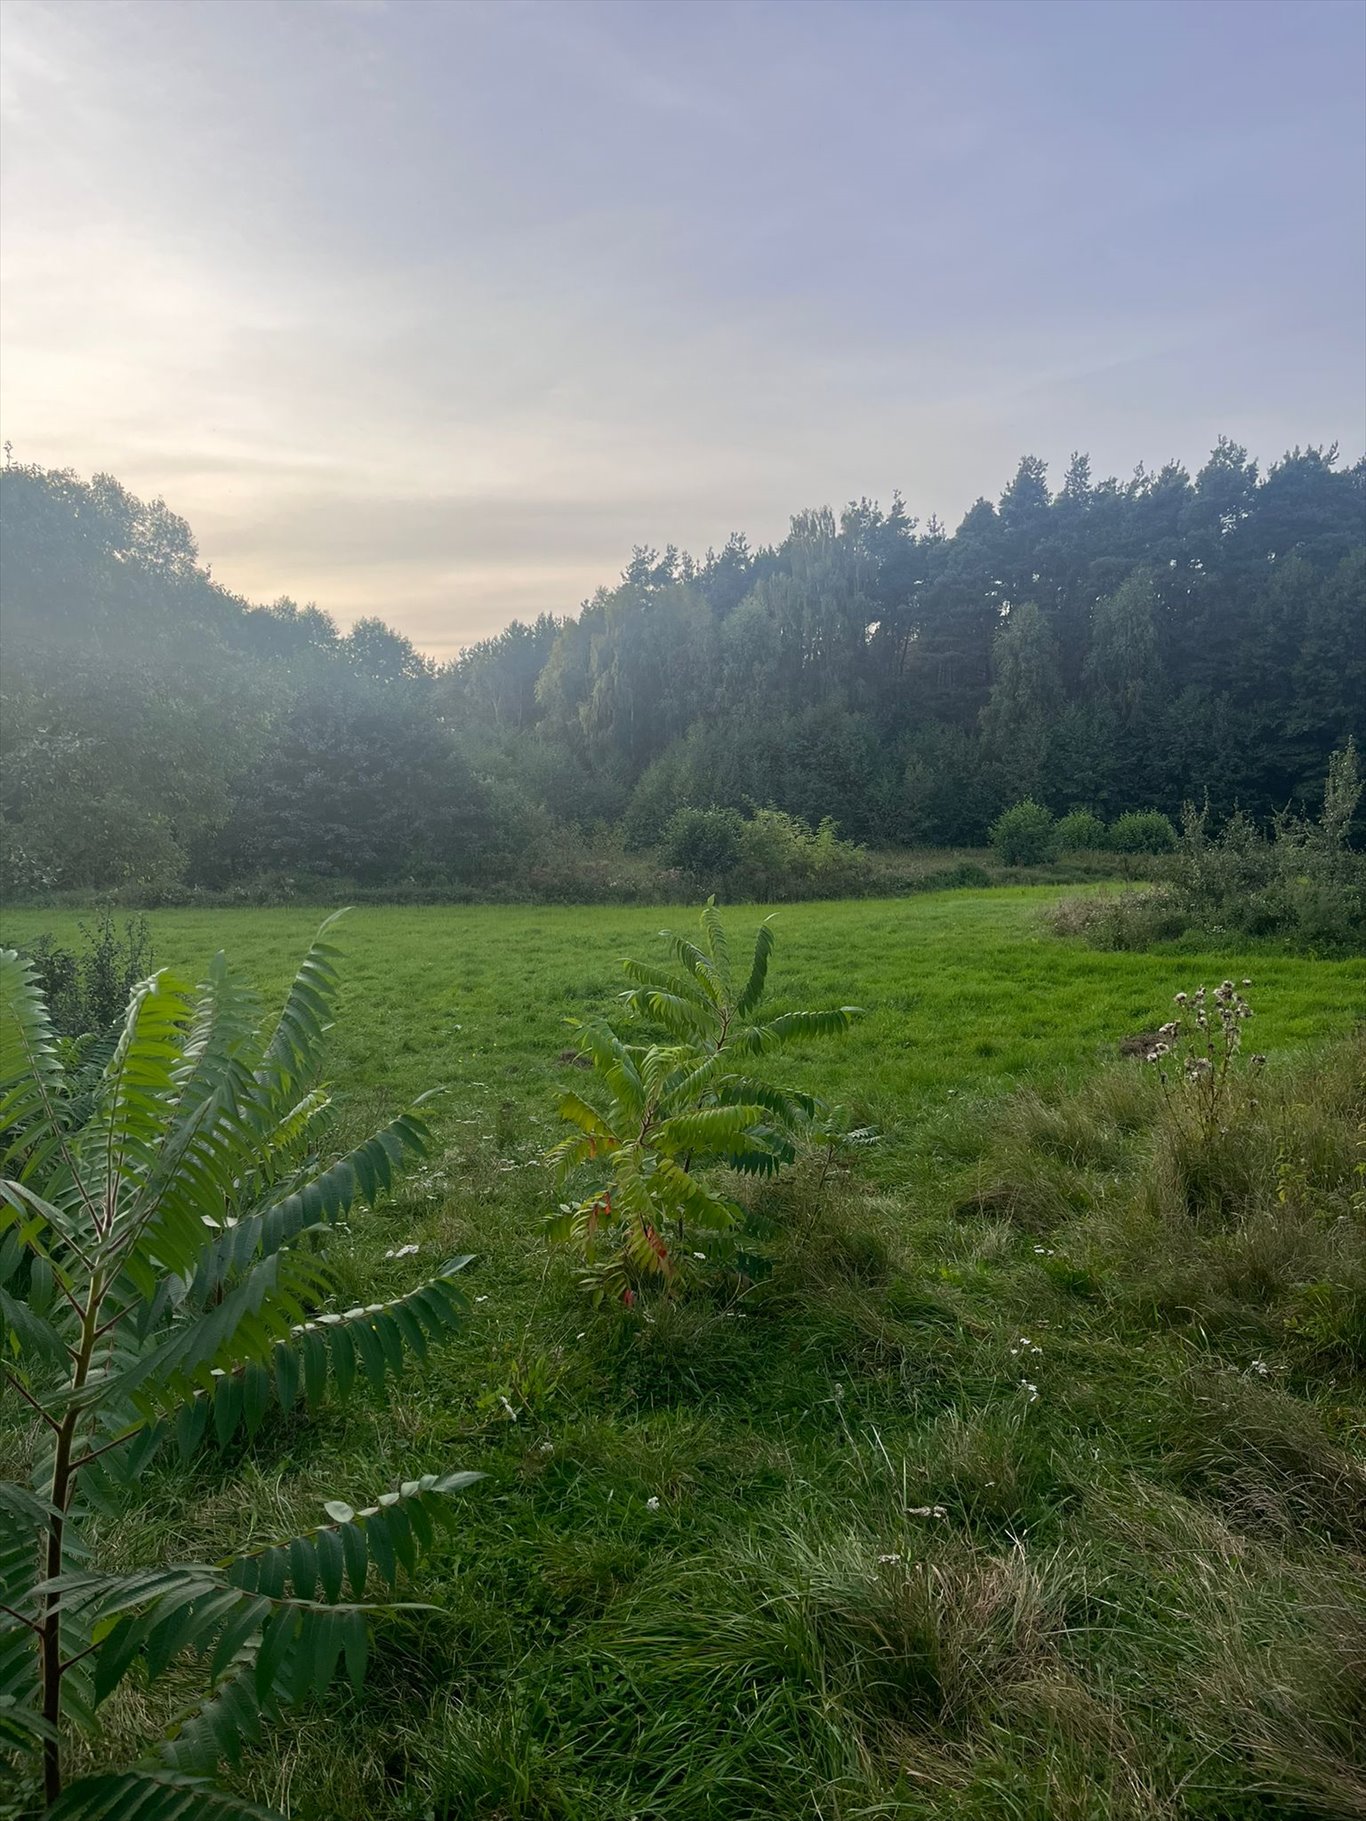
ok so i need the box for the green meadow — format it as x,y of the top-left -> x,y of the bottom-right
3,890 -> 1363,1820
2,889 -> 1355,1171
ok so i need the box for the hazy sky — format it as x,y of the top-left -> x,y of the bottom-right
2,0 -> 1363,657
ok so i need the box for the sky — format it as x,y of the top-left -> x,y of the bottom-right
1,0 -> 1363,659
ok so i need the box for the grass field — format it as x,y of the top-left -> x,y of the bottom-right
2,890 -> 1357,1175
3,889 -> 1363,1819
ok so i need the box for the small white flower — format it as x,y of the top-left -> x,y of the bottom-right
1019,1380 -> 1039,1402
1249,1358 -> 1271,1376
576,1331 -> 586,1340
475,1295 -> 488,1303
906,1505 -> 948,1519
692,1251 -> 707,1260
498,1395 -> 518,1421
645,1496 -> 661,1511
538,1439 -> 554,1454
383,1243 -> 420,1260
876,1552 -> 903,1564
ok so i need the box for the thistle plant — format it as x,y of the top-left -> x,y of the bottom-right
0,918 -> 479,1820
1142,979 -> 1265,1141
545,901 -> 860,1302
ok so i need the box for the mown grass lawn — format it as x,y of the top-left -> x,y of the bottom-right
3,890 -> 1363,1820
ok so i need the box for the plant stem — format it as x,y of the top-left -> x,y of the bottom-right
40,1270 -> 103,1806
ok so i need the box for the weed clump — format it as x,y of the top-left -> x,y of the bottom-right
1050,739 -> 1366,954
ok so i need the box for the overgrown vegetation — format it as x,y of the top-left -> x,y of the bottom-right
3,443 -> 1362,899
1053,739 -> 1366,952
0,894 -> 1360,1818
662,807 -> 872,901
0,921 -> 480,1819
21,909 -> 153,1040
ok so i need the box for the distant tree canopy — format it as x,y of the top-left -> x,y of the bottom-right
1,442 -> 1362,894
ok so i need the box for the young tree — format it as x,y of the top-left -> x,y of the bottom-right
0,921 -> 479,1817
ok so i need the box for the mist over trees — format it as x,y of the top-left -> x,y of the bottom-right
1,442 -> 1361,895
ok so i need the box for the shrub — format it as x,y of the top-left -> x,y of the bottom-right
545,901 -> 860,1300
988,800 -> 1055,866
1053,809 -> 1107,852
0,918 -> 481,1817
20,906 -> 154,1038
731,810 -> 869,901
662,806 -> 746,882
1053,746 -> 1365,953
1108,809 -> 1177,854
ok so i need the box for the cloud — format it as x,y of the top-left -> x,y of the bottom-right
1,0 -> 1361,658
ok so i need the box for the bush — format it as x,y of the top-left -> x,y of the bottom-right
1053,748 -> 1365,954
1054,809 -> 1107,852
662,806 -> 747,882
988,800 -> 1056,866
732,810 -> 870,901
1108,810 -> 1177,854
21,907 -> 153,1037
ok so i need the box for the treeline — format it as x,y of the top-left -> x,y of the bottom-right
1,442 -> 1362,897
